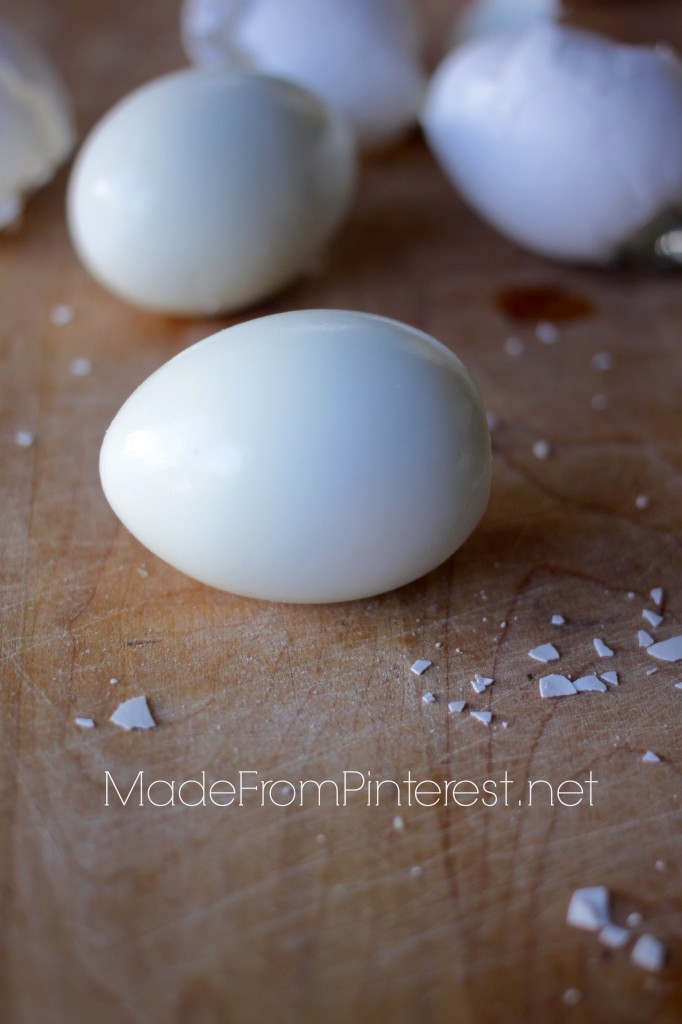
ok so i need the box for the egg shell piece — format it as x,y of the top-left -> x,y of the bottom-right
452,0 -> 559,47
100,310 -> 491,604
421,25 -> 682,262
181,0 -> 427,148
67,70 -> 356,316
0,14 -> 75,227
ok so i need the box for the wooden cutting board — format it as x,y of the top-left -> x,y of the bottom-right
2,2 -> 680,1022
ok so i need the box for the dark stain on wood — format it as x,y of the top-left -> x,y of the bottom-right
497,285 -> 594,323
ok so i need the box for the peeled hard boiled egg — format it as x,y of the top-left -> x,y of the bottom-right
422,25 -> 682,263
181,0 -> 426,148
67,70 -> 356,316
100,310 -> 491,604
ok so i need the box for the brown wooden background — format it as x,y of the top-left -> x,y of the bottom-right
1,2 -> 681,1022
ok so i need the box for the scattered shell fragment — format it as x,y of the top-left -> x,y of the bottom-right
647,635 -> 682,662
422,691 -> 436,705
642,609 -> 663,628
574,675 -> 607,693
650,587 -> 664,608
641,751 -> 661,763
566,886 -> 610,931
599,924 -> 631,950
50,303 -> 74,326
110,695 -> 157,730
504,335 -> 524,356
539,674 -> 576,698
655,859 -> 666,872
646,666 -> 658,676
635,494 -> 650,510
532,439 -> 551,460
593,638 -> 613,657
471,678 -> 487,694
551,614 -> 565,626
631,934 -> 667,972
591,351 -> 615,371
14,430 -> 35,447
601,671 -> 618,686
470,710 -> 492,725
448,700 -> 467,713
70,357 -> 93,376
411,659 -> 432,676
626,912 -> 643,928
638,630 -> 654,648
675,682 -> 682,690
536,321 -> 558,344
529,643 -> 559,663
563,988 -> 583,1007
74,717 -> 96,729
393,815 -> 405,831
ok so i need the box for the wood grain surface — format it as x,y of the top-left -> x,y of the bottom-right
1,2 -> 681,1022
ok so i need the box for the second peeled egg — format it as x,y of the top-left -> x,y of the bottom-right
67,70 -> 356,316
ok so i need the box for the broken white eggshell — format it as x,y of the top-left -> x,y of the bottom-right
0,14 -> 75,228
452,0 -> 559,47
67,70 -> 356,316
181,0 -> 426,148
421,25 -> 682,263
100,310 -> 491,604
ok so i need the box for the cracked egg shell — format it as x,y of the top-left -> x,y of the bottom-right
0,14 -> 74,228
422,24 -> 682,263
181,0 -> 426,148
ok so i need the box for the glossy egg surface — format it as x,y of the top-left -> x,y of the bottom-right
68,71 -> 356,315
100,310 -> 491,603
